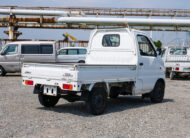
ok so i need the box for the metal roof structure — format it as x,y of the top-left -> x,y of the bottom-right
0,6 -> 190,39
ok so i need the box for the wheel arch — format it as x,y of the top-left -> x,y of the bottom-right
78,60 -> 85,63
157,78 -> 165,87
86,82 -> 109,96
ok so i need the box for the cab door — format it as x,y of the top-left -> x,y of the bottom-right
136,34 -> 159,93
56,49 -> 67,62
1,44 -> 20,72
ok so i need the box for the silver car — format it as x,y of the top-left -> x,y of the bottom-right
57,47 -> 87,63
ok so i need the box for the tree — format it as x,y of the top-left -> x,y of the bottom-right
154,40 -> 162,49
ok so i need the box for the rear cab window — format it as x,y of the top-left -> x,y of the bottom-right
102,34 -> 120,47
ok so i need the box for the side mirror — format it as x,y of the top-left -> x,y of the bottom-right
156,48 -> 162,56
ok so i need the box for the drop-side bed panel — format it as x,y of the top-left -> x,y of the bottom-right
22,63 -> 137,91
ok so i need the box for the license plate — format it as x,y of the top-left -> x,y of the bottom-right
43,85 -> 57,96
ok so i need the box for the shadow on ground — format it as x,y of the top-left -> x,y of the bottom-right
2,73 -> 21,77
167,76 -> 190,81
174,77 -> 190,81
37,96 -> 174,117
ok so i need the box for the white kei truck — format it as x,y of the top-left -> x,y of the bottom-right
22,28 -> 165,115
161,46 -> 190,80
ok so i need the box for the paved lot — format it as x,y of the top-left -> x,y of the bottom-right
0,75 -> 190,138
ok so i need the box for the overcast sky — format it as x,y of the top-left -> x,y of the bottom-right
0,0 -> 190,45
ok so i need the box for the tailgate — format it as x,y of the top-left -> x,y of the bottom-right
22,63 -> 77,81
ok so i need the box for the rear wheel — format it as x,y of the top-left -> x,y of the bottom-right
0,66 -> 6,76
38,92 -> 59,107
150,81 -> 165,103
86,87 -> 107,115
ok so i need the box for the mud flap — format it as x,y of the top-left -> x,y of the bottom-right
33,85 -> 40,94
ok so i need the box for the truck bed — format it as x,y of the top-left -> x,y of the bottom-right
22,63 -> 137,91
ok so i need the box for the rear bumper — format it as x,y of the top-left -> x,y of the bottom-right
22,77 -> 81,91
172,66 -> 190,73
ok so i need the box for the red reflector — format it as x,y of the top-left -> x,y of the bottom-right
25,80 -> 34,85
63,84 -> 73,90
175,67 -> 179,71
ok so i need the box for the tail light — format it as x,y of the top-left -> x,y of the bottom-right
25,80 -> 34,85
63,84 -> 73,90
175,67 -> 179,71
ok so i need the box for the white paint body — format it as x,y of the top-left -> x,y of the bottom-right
22,28 -> 165,95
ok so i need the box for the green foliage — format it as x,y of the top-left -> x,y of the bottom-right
154,40 -> 162,49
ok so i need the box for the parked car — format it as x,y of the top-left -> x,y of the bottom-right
161,46 -> 190,79
0,41 -> 56,76
0,41 -> 87,76
57,47 -> 87,63
22,28 -> 165,115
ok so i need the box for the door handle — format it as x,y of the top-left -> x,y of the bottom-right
139,63 -> 144,66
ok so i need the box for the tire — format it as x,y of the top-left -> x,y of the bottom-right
38,92 -> 59,107
0,66 -> 6,76
170,71 -> 175,80
109,87 -> 120,99
86,87 -> 107,115
150,81 -> 165,103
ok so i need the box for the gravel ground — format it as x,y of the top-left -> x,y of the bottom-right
0,74 -> 190,138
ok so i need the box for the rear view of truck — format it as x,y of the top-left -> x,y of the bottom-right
162,46 -> 190,79
22,28 -> 165,115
